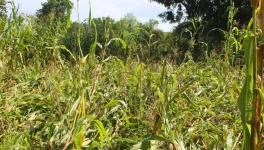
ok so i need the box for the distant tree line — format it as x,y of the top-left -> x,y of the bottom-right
0,0 -> 251,64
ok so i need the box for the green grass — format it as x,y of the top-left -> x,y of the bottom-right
0,1 -> 262,149
0,57 -> 244,149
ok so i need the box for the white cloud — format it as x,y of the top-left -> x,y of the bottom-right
14,0 -> 173,31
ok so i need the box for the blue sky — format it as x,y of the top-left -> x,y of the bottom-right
14,0 -> 173,31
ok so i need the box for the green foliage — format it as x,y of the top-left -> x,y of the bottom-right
173,19 -> 208,63
0,0 -> 6,18
237,2 -> 264,148
63,14 -> 175,62
237,27 -> 253,150
151,0 -> 251,30
0,1 -> 259,149
36,0 -> 73,24
0,56 -> 244,149
0,2 -> 72,69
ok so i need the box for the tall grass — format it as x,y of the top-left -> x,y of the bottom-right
0,1 -> 257,149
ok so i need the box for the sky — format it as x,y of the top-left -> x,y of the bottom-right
14,0 -> 173,32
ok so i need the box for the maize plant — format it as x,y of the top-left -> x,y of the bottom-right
238,0 -> 264,149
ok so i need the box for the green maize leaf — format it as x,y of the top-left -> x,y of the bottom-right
238,35 -> 253,122
89,20 -> 97,55
237,33 -> 253,150
103,99 -> 127,109
106,38 -> 127,51
73,128 -> 84,149
69,97 -> 81,116
93,120 -> 110,146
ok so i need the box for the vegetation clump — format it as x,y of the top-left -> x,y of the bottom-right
0,0 -> 263,149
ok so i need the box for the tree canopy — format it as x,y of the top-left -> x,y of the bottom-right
152,0 -> 251,30
36,0 -> 73,23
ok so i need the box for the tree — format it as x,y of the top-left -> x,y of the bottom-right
151,0 -> 251,30
36,0 -> 73,23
